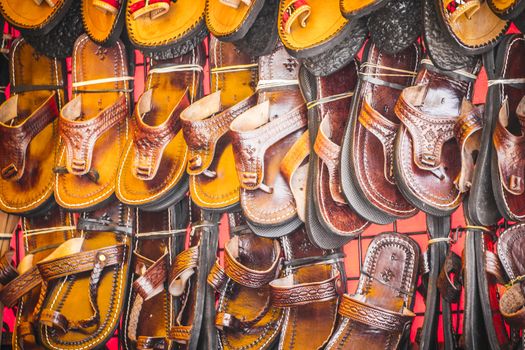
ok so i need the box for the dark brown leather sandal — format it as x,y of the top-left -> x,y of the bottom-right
123,205 -> 188,350
126,0 -> 208,59
36,200 -> 134,349
0,206 -> 78,350
207,213 -> 283,350
270,227 -> 345,349
81,0 -> 126,46
55,34 -> 132,211
491,35 -> 525,222
298,61 -> 369,249
0,38 -> 66,216
393,58 -> 481,216
342,41 -> 420,224
116,45 -> 206,211
229,43 -> 306,237
325,232 -> 420,350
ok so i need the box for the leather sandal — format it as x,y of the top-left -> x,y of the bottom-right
167,212 -> 220,350
393,58 -> 481,216
0,0 -> 74,33
298,60 -> 369,249
116,45 -> 206,211
0,211 -> 18,343
81,0 -> 126,46
422,0 -> 479,71
180,38 -> 257,212
340,0 -> 390,18
208,213 -> 283,350
488,0 -> 525,18
206,0 -> 266,41
0,206 -> 78,350
55,34 -> 132,211
126,0 -> 208,59
367,0 -> 422,54
436,0 -> 509,55
342,41 -> 420,224
271,227 -> 345,349
490,34 -> 525,222
325,232 -> 420,350
122,204 -> 188,350
0,38 -> 66,216
36,200 -> 134,349
229,43 -> 306,237
277,0 -> 367,76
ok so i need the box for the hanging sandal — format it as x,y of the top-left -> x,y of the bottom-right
81,0 -> 127,46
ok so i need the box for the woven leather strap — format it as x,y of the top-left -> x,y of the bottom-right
485,250 -> 506,284
133,253 -> 168,300
0,266 -> 41,308
338,294 -> 415,333
0,93 -> 58,181
168,246 -> 199,297
168,325 -> 192,343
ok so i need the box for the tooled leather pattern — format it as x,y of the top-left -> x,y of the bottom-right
493,120 -> 525,195
0,266 -> 41,308
169,246 -> 199,282
0,254 -> 18,285
36,244 -> 126,280
230,106 -> 307,190
60,94 -> 128,176
271,274 -> 342,308
133,254 -> 168,300
338,295 -> 412,333
454,106 -> 483,150
222,248 -> 279,288
169,325 -> 192,341
136,336 -> 166,350
313,122 -> 346,204
207,261 -> 227,291
258,42 -> 300,81
182,95 -> 256,175
131,100 -> 185,181
395,93 -> 457,170
0,97 -> 58,181
358,98 -> 399,184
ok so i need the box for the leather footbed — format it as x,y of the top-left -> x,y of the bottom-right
0,0 -> 73,33
206,0 -> 265,41
82,0 -> 126,47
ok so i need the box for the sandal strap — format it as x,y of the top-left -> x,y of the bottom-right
0,93 -> 58,181
132,253 -> 168,300
437,251 -> 463,303
358,98 -> 399,185
59,94 -> 128,176
338,294 -> 415,332
36,244 -> 127,280
131,89 -> 188,180
230,101 -> 307,191
270,270 -> 343,307
485,250 -> 506,285
395,85 -> 457,171
0,266 -> 41,308
136,336 -> 166,350
0,252 -> 17,285
168,325 -> 192,343
168,245 -> 199,296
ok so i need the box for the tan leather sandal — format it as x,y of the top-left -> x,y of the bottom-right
81,0 -> 126,46
0,38 -> 66,216
0,0 -> 74,33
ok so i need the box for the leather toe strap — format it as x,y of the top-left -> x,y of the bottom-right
168,246 -> 199,297
132,252 -> 168,300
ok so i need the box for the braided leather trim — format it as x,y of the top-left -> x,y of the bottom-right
59,94 -> 128,176
36,244 -> 127,280
270,271 -> 343,307
168,325 -> 192,343
338,295 -> 414,332
132,253 -> 168,300
0,93 -> 58,181
207,261 -> 227,291
0,266 -> 41,308
169,246 -> 199,282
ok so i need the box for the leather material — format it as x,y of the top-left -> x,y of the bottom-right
0,38 -> 65,215
37,200 -> 134,349
82,0 -> 126,46
229,43 -> 306,232
277,227 -> 344,350
55,34 -> 131,210
325,232 -> 420,350
206,0 -> 265,41
436,0 -> 509,54
488,0 -> 525,19
0,0 -> 73,32
347,42 -> 419,220
340,0 -> 390,18
117,45 -> 205,209
394,59 -> 479,216
490,35 -> 525,222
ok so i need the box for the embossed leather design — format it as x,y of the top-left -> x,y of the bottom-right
132,253 -> 168,300
169,245 -> 199,288
0,266 -> 41,308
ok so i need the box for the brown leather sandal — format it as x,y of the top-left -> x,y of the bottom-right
325,232 -> 420,350
0,0 -> 74,33
229,43 -> 307,237
0,38 -> 66,216
207,213 -> 283,350
0,206 -> 78,350
394,58 -> 481,216
270,227 -> 345,349
55,34 -> 132,211
488,0 -> 525,19
81,0 -> 126,46
126,0 -> 208,58
36,200 -> 134,349
116,45 -> 206,211
342,41 -> 420,224
123,206 -> 188,350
